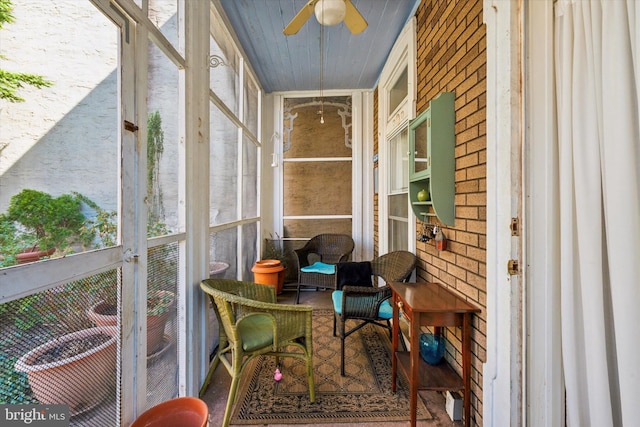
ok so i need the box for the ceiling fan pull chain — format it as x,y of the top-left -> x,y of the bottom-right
319,15 -> 325,124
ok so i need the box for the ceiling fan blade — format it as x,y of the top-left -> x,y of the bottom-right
283,0 -> 319,35
343,0 -> 367,34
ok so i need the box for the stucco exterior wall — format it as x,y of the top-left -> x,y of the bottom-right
0,0 -> 118,212
0,0 -> 181,232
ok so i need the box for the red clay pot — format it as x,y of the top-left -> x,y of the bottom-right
16,247 -> 56,264
130,397 -> 209,427
88,290 -> 174,356
251,259 -> 285,294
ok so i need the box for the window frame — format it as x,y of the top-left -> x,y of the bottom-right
377,17 -> 417,255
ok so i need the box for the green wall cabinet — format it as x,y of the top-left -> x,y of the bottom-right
408,92 -> 455,226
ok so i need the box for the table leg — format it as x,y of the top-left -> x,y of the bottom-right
409,312 -> 420,427
463,313 -> 471,427
391,294 -> 398,392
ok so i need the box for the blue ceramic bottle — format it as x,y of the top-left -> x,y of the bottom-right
419,333 -> 445,365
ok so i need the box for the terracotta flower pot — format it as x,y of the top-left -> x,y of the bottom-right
252,259 -> 285,294
16,247 -> 56,264
130,396 -> 209,427
209,261 -> 230,278
14,326 -> 117,416
88,290 -> 175,356
87,301 -> 117,328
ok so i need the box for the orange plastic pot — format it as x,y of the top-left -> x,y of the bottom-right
252,259 -> 285,294
130,397 -> 209,427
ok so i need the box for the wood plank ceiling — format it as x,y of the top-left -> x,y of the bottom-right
217,0 -> 420,93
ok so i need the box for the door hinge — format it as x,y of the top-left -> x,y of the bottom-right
124,248 -> 139,263
507,259 -> 519,275
124,120 -> 139,132
510,217 -> 519,236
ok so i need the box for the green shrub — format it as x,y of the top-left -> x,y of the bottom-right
4,189 -> 91,254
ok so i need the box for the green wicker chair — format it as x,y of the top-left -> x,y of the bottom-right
332,250 -> 416,375
294,233 -> 355,303
199,278 -> 315,427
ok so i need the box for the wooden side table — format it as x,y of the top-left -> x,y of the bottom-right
390,281 -> 480,427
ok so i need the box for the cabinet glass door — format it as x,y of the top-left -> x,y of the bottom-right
409,108 -> 430,179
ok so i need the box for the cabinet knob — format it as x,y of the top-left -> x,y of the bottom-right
397,301 -> 404,310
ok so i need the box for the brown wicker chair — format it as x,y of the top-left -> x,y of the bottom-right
332,250 -> 416,375
294,233 -> 355,303
199,278 -> 315,427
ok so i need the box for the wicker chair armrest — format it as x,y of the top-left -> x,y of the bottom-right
206,287 -> 311,314
339,285 -> 391,318
201,278 -> 277,303
337,252 -> 352,263
270,307 -> 313,346
239,282 -> 277,303
294,247 -> 316,268
201,280 -> 313,343
341,285 -> 389,296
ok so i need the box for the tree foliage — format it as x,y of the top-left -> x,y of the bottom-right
147,111 -> 165,225
0,0 -> 52,102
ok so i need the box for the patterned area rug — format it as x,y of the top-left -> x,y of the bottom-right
231,309 -> 431,424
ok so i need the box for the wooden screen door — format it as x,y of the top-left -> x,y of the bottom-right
281,96 -> 354,261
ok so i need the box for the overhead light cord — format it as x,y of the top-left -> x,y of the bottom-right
319,2 -> 325,124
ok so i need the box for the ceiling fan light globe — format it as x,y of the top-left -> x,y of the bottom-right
314,0 -> 347,26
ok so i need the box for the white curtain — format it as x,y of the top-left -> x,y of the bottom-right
555,1 -> 640,426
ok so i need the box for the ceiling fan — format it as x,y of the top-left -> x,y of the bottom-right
283,0 -> 368,35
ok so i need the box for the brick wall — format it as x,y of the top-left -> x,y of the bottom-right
416,1 -> 486,424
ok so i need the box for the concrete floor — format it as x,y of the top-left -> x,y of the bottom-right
200,286 -> 463,427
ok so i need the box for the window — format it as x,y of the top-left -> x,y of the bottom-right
389,67 -> 408,116
378,18 -> 416,254
388,129 -> 409,251
209,7 -> 262,280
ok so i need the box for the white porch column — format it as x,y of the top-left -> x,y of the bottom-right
483,0 -> 524,426
180,0 -> 210,396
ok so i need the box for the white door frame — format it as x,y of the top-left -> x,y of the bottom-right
483,0 -> 525,425
268,90 -> 371,260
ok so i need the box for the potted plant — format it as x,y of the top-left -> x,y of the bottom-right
83,206 -> 176,355
0,189 -> 92,265
263,232 -> 296,285
14,326 -> 117,416
86,260 -> 176,356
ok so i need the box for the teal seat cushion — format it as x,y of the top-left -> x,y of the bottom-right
377,299 -> 393,319
332,290 -> 393,319
331,290 -> 343,314
301,261 -> 336,274
237,314 -> 274,351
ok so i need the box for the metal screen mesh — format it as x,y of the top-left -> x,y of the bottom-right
0,270 -> 120,425
145,242 -> 179,409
